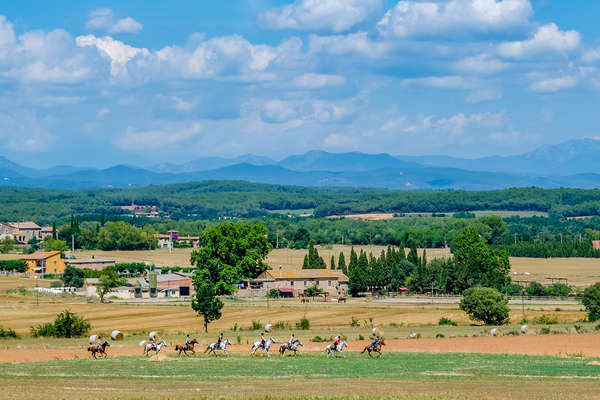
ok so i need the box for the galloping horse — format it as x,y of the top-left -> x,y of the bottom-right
143,340 -> 167,356
360,339 -> 386,358
88,341 -> 110,359
250,337 -> 277,357
175,338 -> 198,356
204,339 -> 232,356
279,339 -> 303,356
325,341 -> 348,358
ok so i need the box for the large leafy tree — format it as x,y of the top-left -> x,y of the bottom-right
62,265 -> 84,288
96,269 -> 126,303
96,221 -> 156,251
452,227 -> 511,292
582,282 -> 600,322
460,287 -> 510,325
192,269 -> 224,332
190,222 -> 272,295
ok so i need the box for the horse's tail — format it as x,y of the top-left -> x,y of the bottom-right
87,346 -> 92,352
360,347 -> 366,354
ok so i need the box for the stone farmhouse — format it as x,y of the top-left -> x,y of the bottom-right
238,268 -> 348,298
0,222 -> 53,244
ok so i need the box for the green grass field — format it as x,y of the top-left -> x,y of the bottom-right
1,353 -> 599,399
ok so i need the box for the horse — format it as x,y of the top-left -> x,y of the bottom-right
325,341 -> 348,358
279,339 -> 303,356
361,339 -> 386,358
175,338 -> 198,356
88,341 -> 110,359
250,337 -> 277,357
142,340 -> 167,356
204,338 -> 232,356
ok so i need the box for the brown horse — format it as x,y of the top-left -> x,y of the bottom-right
360,339 -> 385,358
88,341 -> 110,359
175,338 -> 198,356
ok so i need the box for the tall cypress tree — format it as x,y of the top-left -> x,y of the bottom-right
330,255 -> 336,270
421,249 -> 427,268
407,242 -> 419,266
349,247 -> 358,272
338,252 -> 347,275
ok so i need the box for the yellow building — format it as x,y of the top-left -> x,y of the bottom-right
22,251 -> 66,274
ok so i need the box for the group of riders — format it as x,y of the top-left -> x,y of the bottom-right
92,331 -> 382,355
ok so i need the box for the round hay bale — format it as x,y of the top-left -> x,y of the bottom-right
111,330 -> 124,341
490,328 -> 499,336
264,324 -> 272,332
149,331 -> 157,339
372,327 -> 377,335
408,332 -> 420,339
89,334 -> 98,344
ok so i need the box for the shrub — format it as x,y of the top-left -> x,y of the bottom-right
250,321 -> 262,331
539,327 -> 551,335
350,316 -> 360,327
30,310 -> 90,338
438,317 -> 457,326
267,289 -> 280,299
582,283 -> 600,322
274,321 -> 289,329
459,287 -> 509,325
296,318 -> 310,330
0,326 -> 18,338
358,334 -> 365,340
50,281 -> 63,288
533,315 -> 558,325
436,333 -> 445,338
312,336 -> 325,342
595,323 -> 600,331
62,265 -> 84,288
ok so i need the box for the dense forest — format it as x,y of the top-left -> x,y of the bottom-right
4,182 -> 600,224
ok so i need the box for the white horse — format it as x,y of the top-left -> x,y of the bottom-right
142,340 -> 167,356
279,339 -> 303,356
325,341 -> 348,358
250,337 -> 277,357
204,339 -> 232,356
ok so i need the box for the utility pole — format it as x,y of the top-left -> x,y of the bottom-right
276,231 -> 279,249
71,235 -> 75,252
514,233 -> 517,245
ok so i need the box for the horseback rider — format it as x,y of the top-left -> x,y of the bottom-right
288,333 -> 295,349
260,332 -> 266,348
216,332 -> 223,349
96,335 -> 103,351
185,334 -> 191,351
370,335 -> 380,350
333,335 -> 340,351
152,334 -> 157,350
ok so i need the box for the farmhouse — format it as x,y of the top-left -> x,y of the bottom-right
0,221 -> 53,244
22,251 -> 66,274
83,272 -> 194,299
157,230 -> 200,248
239,268 -> 348,298
119,202 -> 160,218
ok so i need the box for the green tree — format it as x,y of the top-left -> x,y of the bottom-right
452,227 -> 511,292
53,310 -> 91,338
349,250 -> 369,295
96,270 -> 126,303
407,242 -> 419,266
348,247 -> 358,272
192,269 -> 224,332
42,238 -> 69,254
0,237 -> 16,254
97,221 -> 156,250
62,265 -> 84,288
302,240 -> 326,269
190,222 -> 271,295
330,255 -> 336,270
338,251 -> 347,274
460,287 -> 510,325
582,282 -> 600,322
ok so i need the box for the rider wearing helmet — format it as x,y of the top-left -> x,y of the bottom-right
152,334 -> 157,350
260,332 -> 266,348
96,335 -> 103,351
185,334 -> 191,351
288,333 -> 295,349
333,335 -> 340,351
216,332 -> 223,349
370,335 -> 380,350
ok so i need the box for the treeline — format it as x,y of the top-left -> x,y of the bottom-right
5,182 -> 600,223
498,240 -> 600,258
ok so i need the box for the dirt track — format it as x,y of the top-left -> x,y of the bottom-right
2,333 -> 600,363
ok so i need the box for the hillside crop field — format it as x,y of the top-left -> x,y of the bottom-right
1,352 -> 600,399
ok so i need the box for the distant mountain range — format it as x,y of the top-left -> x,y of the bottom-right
2,138 -> 600,190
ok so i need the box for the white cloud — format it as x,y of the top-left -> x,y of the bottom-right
260,100 -> 299,123
377,0 -> 532,38
402,75 -> 470,89
582,48 -> 600,64
97,107 -> 110,118
498,23 -> 580,59
466,88 -> 503,103
455,54 -> 509,75
384,112 -> 504,137
309,32 -> 390,58
76,34 -> 149,77
530,75 -> 577,92
35,95 -> 86,107
115,122 -> 203,150
171,96 -> 197,112
291,73 -> 345,89
259,0 -> 380,32
86,8 -> 142,34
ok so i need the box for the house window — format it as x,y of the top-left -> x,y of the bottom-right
328,281 -> 331,286
316,280 -> 319,286
290,281 -> 294,286
304,281 -> 307,286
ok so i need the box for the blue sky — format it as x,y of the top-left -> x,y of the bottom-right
1,0 -> 600,168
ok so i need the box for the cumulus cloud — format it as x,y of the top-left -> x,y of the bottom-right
76,34 -> 149,77
498,23 -> 580,58
401,112 -> 504,136
377,0 -> 532,38
86,8 -> 142,34
582,48 -> 600,64
402,75 -> 470,89
530,75 -> 577,92
309,32 -> 390,58
291,73 -> 345,89
259,0 -> 380,32
260,100 -> 299,123
455,54 -> 509,75
115,122 -> 203,150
